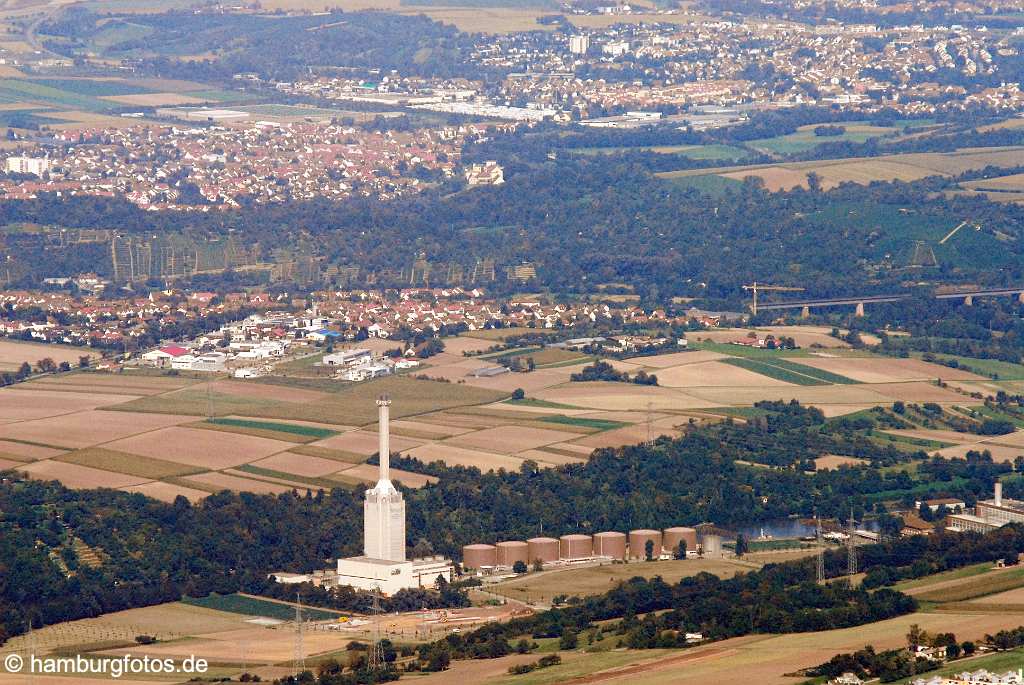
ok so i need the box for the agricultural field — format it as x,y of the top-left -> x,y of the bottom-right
657,146 -> 1024,193
485,558 -> 754,605
748,122 -> 896,156
5,324 -> 1024,496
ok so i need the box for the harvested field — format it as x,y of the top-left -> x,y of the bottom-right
0,457 -> 24,469
571,423 -> 680,448
183,471 -> 295,495
0,339 -> 98,369
405,442 -> 524,471
250,451 -> 348,478
868,382 -> 970,403
721,166 -> 809,191
0,409 -> 192,448
121,480 -> 210,502
101,92 -> 204,106
816,404 -> 879,417
55,447 -> 203,478
0,439 -> 65,459
286,444 -> 368,464
310,430 -> 422,455
515,448 -> 586,465
447,425 -> 583,452
792,357 -> 982,383
624,350 -> 729,367
814,455 -> 869,470
462,368 -> 574,393
32,372 -> 194,391
983,431 -> 1024,448
488,559 -> 750,602
880,428 -> 976,443
969,585 -> 1024,604
654,360 -> 793,388
336,462 -> 437,488
20,459 -> 150,488
535,382 -> 717,411
388,419 -> 475,437
0,388 -> 136,421
211,379 -> 331,404
104,426 -> 293,469
935,442 -> 1024,462
684,384 -> 891,406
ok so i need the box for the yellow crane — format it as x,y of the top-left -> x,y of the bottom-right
743,282 -> 805,316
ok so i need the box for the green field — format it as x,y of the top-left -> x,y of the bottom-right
570,144 -> 751,161
31,78 -> 155,97
0,79 -> 115,112
886,648 -> 1024,685
666,173 -> 744,197
772,359 -> 859,384
205,417 -> 337,439
925,354 -> 1024,380
537,415 -> 627,431
914,567 -> 1024,602
721,357 -> 827,386
181,593 -> 339,621
749,123 -> 895,156
688,339 -> 811,358
893,561 -> 994,592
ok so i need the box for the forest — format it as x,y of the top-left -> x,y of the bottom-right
1,401 -> 1016,643
7,151 -> 1024,300
39,10 -> 487,82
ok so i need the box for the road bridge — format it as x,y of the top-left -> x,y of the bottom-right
754,287 -> 1024,316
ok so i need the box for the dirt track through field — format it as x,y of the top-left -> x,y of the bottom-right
562,646 -> 734,684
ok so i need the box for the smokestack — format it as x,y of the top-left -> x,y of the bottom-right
996,482 -> 1003,507
377,394 -> 391,483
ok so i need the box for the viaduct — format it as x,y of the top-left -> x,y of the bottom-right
756,287 -> 1024,318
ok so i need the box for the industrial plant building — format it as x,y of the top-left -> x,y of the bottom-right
273,397 -> 453,595
948,483 -> 1024,533
460,526 -> 704,572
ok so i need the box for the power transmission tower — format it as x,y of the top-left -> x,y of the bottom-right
815,514 -> 825,584
368,588 -> 385,672
293,592 -> 305,677
847,508 -> 858,577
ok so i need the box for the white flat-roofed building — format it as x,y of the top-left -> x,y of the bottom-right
948,483 -> 1024,533
323,348 -> 372,367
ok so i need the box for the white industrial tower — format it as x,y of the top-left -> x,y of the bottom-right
363,395 -> 406,562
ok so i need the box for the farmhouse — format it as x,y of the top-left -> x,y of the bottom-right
912,668 -> 1024,684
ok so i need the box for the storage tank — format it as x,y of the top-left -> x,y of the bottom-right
462,544 -> 497,570
527,537 -> 560,564
663,527 -> 698,557
702,534 -> 723,558
593,531 -> 627,560
629,529 -> 663,560
559,534 -> 593,560
496,541 -> 529,567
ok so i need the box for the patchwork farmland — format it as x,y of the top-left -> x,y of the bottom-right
3,325 -> 1024,499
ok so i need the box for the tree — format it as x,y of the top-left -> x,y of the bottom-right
644,539 -> 654,561
559,631 -> 578,650
78,356 -> 90,368
512,560 -> 527,574
674,540 -> 687,560
734,534 -> 749,558
532,558 -> 544,572
511,388 -> 525,401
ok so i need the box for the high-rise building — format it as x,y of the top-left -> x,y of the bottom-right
5,156 -> 51,177
334,396 -> 453,595
569,35 -> 590,55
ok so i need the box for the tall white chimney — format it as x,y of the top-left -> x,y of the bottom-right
377,394 -> 391,483
995,481 -> 1003,507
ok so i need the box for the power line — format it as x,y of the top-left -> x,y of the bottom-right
815,513 -> 825,584
847,508 -> 858,577
368,588 -> 385,672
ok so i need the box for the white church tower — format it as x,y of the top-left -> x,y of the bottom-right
363,395 -> 406,561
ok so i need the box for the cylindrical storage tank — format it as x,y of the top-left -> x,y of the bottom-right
629,529 -> 663,560
559,534 -> 593,560
527,537 -> 560,564
663,527 -> 698,557
496,541 -> 529,567
462,544 -> 497,570
593,531 -> 627,560
702,534 -> 723,558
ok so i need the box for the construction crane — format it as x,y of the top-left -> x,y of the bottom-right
742,282 -> 805,316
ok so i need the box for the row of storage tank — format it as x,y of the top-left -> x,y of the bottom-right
462,528 -> 714,569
